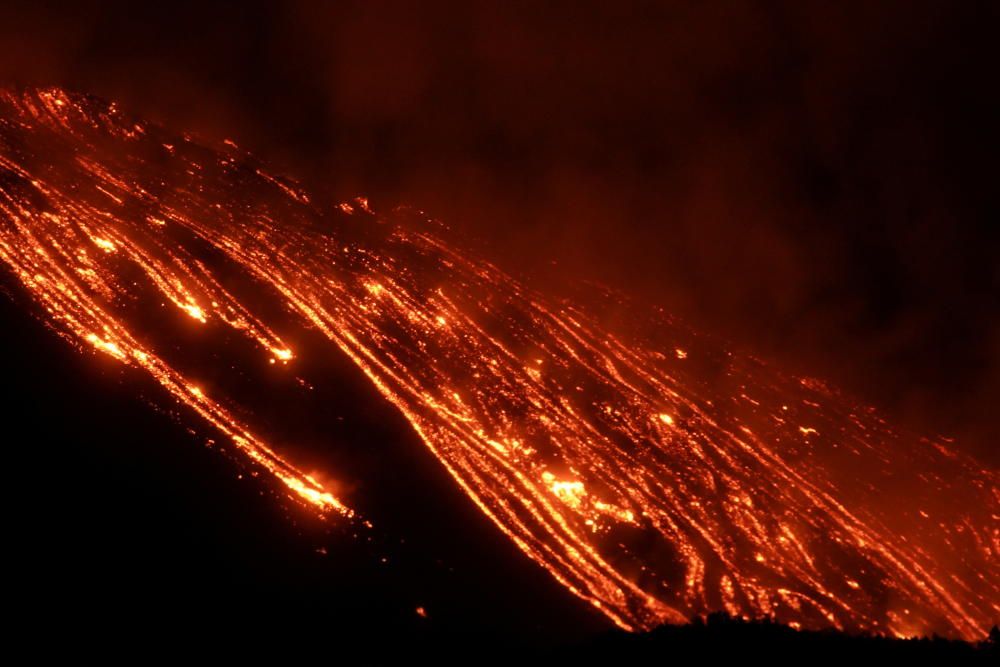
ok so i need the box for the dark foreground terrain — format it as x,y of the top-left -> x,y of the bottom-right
576,614 -> 997,663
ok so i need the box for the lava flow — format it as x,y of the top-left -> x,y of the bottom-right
0,88 -> 996,639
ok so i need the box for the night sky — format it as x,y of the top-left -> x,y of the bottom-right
1,1 -> 995,462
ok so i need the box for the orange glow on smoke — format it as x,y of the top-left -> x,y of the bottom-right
0,88 -> 996,639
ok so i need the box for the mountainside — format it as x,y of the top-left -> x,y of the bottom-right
1,88 -> 996,643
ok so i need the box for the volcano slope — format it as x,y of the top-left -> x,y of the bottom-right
0,88 -> 996,644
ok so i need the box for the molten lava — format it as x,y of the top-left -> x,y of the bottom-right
0,88 -> 995,639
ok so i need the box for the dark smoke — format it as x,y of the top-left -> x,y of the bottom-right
1,0 -> 996,463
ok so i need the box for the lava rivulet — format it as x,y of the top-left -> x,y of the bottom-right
0,88 -> 995,639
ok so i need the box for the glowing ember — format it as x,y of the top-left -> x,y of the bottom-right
0,88 -> 995,639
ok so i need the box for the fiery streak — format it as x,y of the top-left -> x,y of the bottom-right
0,89 -> 347,516
0,88 -> 996,638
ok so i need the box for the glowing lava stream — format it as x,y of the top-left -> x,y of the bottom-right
0,88 -> 996,638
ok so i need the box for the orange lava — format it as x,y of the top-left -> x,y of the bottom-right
0,88 -> 995,639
